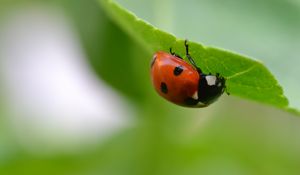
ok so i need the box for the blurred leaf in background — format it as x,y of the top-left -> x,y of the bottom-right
0,0 -> 300,175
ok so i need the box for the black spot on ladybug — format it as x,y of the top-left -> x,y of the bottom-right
173,65 -> 183,76
151,55 -> 157,68
160,82 -> 168,94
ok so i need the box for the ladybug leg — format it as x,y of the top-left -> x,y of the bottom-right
218,73 -> 229,95
169,48 -> 183,59
184,40 -> 202,73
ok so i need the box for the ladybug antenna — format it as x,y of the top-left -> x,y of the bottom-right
184,40 -> 202,73
221,75 -> 230,95
169,47 -> 183,59
225,86 -> 230,95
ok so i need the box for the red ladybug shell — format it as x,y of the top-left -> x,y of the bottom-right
150,51 -> 201,107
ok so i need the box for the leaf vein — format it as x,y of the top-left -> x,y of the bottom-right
226,65 -> 257,80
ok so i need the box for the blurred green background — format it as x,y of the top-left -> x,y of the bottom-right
0,0 -> 300,175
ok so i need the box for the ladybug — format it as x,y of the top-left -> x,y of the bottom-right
150,40 -> 227,107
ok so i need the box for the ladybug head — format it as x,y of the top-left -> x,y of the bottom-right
197,73 -> 226,105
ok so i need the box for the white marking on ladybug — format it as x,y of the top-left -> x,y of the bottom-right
192,91 -> 198,100
205,75 -> 217,86
197,101 -> 205,106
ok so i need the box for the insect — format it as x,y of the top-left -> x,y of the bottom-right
150,40 -> 227,107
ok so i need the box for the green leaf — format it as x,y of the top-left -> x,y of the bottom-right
98,0 -> 299,115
